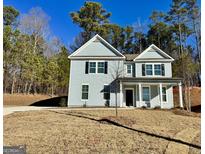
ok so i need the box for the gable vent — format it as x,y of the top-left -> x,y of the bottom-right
93,38 -> 100,42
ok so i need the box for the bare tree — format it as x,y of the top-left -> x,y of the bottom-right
110,61 -> 124,117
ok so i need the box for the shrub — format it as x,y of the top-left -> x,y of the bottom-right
83,102 -> 87,108
141,106 -> 147,109
59,98 -> 67,107
105,100 -> 110,107
154,106 -> 161,110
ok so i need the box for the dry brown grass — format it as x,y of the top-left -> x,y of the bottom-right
3,94 -> 52,106
4,109 -> 200,154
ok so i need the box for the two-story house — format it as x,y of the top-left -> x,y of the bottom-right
68,34 -> 183,109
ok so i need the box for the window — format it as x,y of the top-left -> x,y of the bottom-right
103,85 -> 110,100
98,62 -> 105,73
82,85 -> 89,100
142,87 -> 150,101
154,64 -> 161,75
89,62 -> 96,73
145,64 -> 153,75
162,87 -> 167,102
126,64 -> 132,74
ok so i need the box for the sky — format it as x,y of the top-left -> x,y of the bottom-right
4,0 -> 201,49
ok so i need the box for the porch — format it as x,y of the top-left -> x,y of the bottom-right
118,77 -> 183,109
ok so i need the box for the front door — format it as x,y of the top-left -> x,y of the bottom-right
125,90 -> 133,106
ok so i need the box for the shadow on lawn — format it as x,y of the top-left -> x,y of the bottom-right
30,96 -> 68,107
49,110 -> 201,150
191,105 -> 201,113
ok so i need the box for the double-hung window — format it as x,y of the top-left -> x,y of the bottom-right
98,62 -> 105,73
162,87 -> 167,102
142,87 -> 150,101
145,64 -> 153,75
154,64 -> 161,75
126,64 -> 132,75
89,62 -> 96,73
82,85 -> 89,100
103,85 -> 110,100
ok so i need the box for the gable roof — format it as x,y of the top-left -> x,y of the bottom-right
124,54 -> 139,61
68,34 -> 125,59
134,44 -> 174,61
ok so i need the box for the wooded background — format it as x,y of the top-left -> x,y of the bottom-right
3,0 -> 200,109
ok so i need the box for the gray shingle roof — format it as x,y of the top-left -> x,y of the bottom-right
123,54 -> 139,61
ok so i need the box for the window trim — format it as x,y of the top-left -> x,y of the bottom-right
126,64 -> 132,75
103,84 -> 110,100
97,62 -> 105,73
81,84 -> 89,101
89,62 -> 96,73
142,86 -> 151,101
145,63 -> 164,77
88,61 -> 106,74
162,86 -> 167,102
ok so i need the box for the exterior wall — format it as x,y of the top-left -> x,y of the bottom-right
138,48 -> 165,59
76,41 -> 117,56
122,84 -> 174,109
68,59 -> 124,107
135,62 -> 172,77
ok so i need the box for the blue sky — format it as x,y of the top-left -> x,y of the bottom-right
4,0 -> 201,49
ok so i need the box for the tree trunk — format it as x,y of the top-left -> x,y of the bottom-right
27,82 -> 32,95
11,71 -> 16,94
51,83 -> 54,97
24,82 -> 28,94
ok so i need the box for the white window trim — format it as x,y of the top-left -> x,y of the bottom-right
103,84 -> 110,100
81,83 -> 89,101
126,64 -> 132,75
142,86 -> 151,102
145,63 -> 164,77
162,86 -> 167,103
88,61 -> 106,74
158,86 -> 167,103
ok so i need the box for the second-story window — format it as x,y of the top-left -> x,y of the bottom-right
154,64 -> 161,75
126,64 -> 132,75
98,62 -> 105,73
145,64 -> 153,75
89,62 -> 96,73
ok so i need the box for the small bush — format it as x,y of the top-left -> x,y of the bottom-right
141,106 -> 147,109
154,106 -> 161,110
59,98 -> 67,107
83,102 -> 87,108
105,100 -> 110,107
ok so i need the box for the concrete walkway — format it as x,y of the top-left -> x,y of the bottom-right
3,106 -> 53,116
3,106 -> 135,116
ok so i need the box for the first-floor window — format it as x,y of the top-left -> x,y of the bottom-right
103,85 -> 110,100
82,85 -> 89,100
162,87 -> 167,102
142,87 -> 150,101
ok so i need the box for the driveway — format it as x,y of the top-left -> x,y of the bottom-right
3,106 -> 53,116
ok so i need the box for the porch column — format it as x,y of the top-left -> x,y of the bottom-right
139,83 -> 142,106
178,82 -> 183,108
159,83 -> 163,108
136,84 -> 138,107
120,81 -> 123,107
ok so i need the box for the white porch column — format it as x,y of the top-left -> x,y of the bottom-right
159,83 -> 163,108
178,82 -> 183,108
120,81 -> 123,107
136,84 -> 138,107
139,83 -> 142,107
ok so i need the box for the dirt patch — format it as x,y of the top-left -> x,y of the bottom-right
172,109 -> 200,117
3,94 -> 52,106
4,109 -> 200,153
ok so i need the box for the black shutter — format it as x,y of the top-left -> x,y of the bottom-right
161,64 -> 165,76
85,61 -> 89,74
142,64 -> 145,76
133,64 -> 135,77
104,61 -> 108,74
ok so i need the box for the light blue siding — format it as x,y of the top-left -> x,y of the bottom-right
68,60 -> 124,107
75,41 -> 117,56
